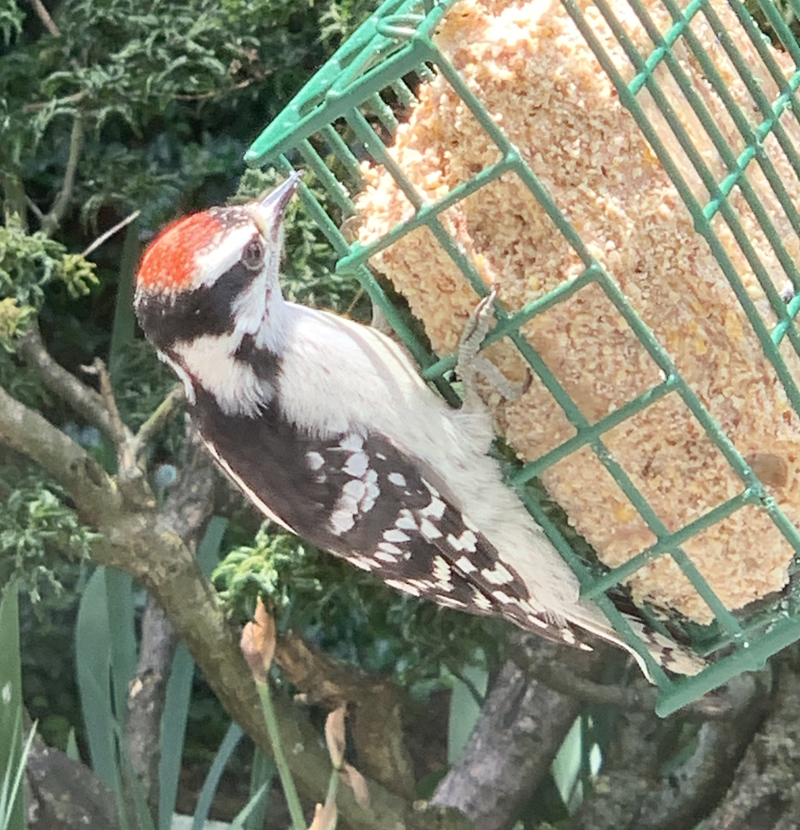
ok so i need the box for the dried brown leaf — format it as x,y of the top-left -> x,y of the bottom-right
308,798 -> 338,830
340,763 -> 370,808
239,598 -> 276,683
325,705 -> 347,770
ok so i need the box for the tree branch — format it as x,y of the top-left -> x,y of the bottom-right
0,384 -> 121,528
82,211 -> 141,258
26,0 -> 60,36
42,113 -> 84,236
563,670 -> 767,830
129,384 -> 185,465
431,638 -> 601,830
25,742 -> 122,830
2,172 -> 30,229
275,631 -> 417,799
126,427 -> 218,819
23,90 -> 89,114
17,324 -> 125,450
126,598 -> 178,822
700,653 -> 800,830
18,328 -> 182,504
510,643 -> 755,721
82,358 -> 132,453
0,385 -> 463,830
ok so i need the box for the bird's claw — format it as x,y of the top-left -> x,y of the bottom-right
457,286 -> 531,409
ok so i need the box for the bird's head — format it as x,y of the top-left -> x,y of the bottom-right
134,172 -> 301,356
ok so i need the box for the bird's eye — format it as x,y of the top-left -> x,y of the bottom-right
241,238 -> 264,270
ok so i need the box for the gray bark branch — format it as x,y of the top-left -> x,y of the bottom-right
42,114 -> 83,235
126,598 -> 179,823
25,742 -> 122,830
431,637 -> 602,830
563,670 -> 768,830
26,0 -> 60,36
17,324 -> 126,449
701,653 -> 800,830
274,631 -> 416,799
126,428 -> 217,819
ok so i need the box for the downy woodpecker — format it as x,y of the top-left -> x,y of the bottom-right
133,173 -> 702,678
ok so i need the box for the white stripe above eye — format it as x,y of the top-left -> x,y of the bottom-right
194,225 -> 256,288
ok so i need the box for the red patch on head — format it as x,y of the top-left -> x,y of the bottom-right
136,212 -> 223,292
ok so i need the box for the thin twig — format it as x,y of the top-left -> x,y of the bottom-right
130,384 -> 185,463
17,324 -> 121,445
2,174 -> 29,230
172,78 -> 256,101
42,113 -> 84,236
509,635 -> 757,719
80,358 -> 156,505
345,287 -> 365,318
521,653 -> 658,710
82,210 -> 141,258
23,90 -> 89,113
82,358 -> 130,451
25,196 -> 44,223
27,0 -> 60,36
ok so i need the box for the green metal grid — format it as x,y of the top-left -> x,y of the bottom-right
245,0 -> 800,715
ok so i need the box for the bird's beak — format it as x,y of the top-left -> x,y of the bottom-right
250,171 -> 302,239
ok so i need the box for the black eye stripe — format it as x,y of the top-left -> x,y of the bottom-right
135,261 -> 258,348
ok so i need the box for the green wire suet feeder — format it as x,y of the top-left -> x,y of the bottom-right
246,0 -> 800,716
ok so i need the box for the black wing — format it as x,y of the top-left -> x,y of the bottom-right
194,395 -> 585,645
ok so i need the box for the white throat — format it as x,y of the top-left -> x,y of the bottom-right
167,285 -> 288,417
165,333 -> 272,416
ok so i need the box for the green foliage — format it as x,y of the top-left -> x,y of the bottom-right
318,0 -> 381,50
74,567 -> 135,814
0,217 -> 97,347
158,517 -> 227,830
111,340 -> 184,443
0,583 -> 26,830
190,723 -> 244,830
1,459 -> 94,753
3,0 -> 321,156
19,570 -> 84,751
0,0 -> 23,45
0,354 -> 48,412
1,0 -> 505,812
0,0 -> 373,278
744,0 -> 800,40
214,526 -> 506,691
47,0 -> 311,115
252,679 -> 306,830
0,718 -> 34,830
0,464 -> 97,601
243,748 -> 274,830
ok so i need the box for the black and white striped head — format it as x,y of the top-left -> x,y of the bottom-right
134,173 -> 300,358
